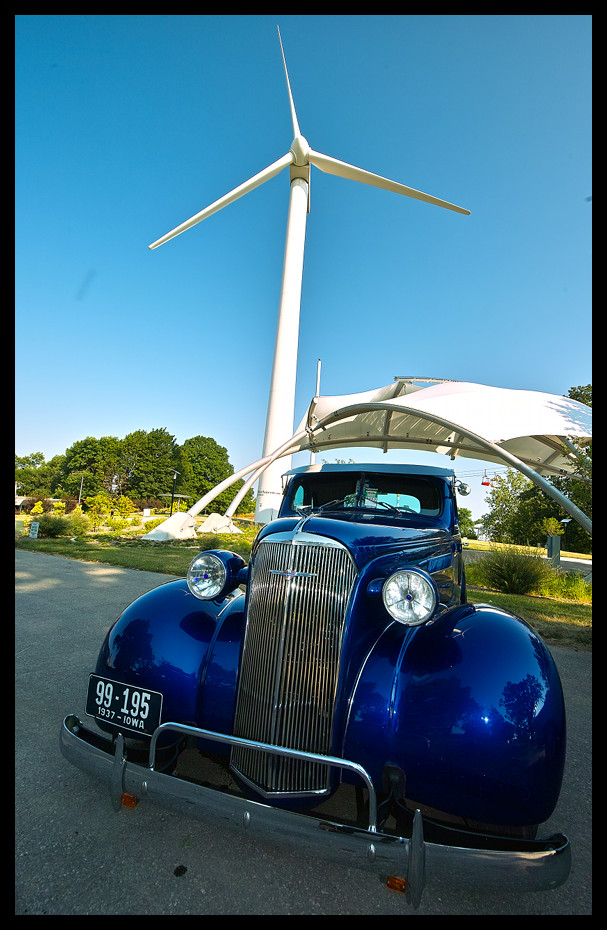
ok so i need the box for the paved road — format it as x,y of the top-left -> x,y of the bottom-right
15,550 -> 592,915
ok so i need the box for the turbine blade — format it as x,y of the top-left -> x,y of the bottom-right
149,152 -> 294,249
309,149 -> 470,215
277,26 -> 300,139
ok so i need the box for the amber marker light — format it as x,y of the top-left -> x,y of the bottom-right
121,793 -> 139,809
386,875 -> 408,893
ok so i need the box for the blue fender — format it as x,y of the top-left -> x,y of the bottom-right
95,579 -> 245,745
343,603 -> 566,827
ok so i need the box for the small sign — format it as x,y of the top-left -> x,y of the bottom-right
29,522 -> 40,538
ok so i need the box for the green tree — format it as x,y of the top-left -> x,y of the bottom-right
15,452 -> 66,500
479,469 -> 532,543
457,506 -> 477,538
177,435 -> 255,515
538,517 -> 564,537
58,436 -> 119,501
15,452 -> 45,469
568,384 -> 591,407
119,428 -> 178,500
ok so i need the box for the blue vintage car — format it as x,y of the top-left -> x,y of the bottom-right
60,463 -> 570,907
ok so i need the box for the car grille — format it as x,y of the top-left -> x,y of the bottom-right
230,535 -> 357,795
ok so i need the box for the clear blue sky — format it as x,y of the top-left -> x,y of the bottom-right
15,15 -> 591,520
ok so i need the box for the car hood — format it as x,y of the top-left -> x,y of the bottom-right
257,515 -> 452,571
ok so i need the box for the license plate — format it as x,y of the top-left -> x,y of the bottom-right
86,674 -> 163,737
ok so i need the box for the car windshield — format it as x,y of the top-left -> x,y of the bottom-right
283,472 -> 443,518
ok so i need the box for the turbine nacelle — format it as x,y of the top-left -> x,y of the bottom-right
290,134 -> 310,167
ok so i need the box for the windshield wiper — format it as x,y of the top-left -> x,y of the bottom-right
293,498 -> 349,515
315,498 -> 351,512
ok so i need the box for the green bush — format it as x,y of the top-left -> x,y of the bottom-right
67,511 -> 91,536
467,547 -> 592,601
473,546 -> 552,595
83,494 -> 111,530
535,569 -> 592,602
36,514 -> 70,537
115,495 -> 135,518
140,517 -> 166,533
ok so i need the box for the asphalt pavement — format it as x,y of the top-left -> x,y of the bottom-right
15,549 -> 592,915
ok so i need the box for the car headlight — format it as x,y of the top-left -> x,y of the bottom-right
187,552 -> 228,599
382,569 -> 438,626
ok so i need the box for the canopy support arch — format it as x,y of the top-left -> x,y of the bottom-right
143,380 -> 591,540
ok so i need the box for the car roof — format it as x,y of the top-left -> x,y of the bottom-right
284,463 -> 455,478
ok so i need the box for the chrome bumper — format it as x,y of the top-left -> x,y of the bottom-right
60,715 -> 570,908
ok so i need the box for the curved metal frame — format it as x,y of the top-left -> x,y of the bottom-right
184,400 -> 591,536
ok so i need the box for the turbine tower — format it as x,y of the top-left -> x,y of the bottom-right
149,28 -> 470,523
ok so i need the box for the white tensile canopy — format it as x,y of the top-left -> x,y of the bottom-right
292,379 -> 591,474
142,378 -> 592,540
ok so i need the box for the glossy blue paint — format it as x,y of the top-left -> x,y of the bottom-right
94,579 -> 246,745
343,603 -> 566,826
194,597 -> 246,752
88,463 -> 566,830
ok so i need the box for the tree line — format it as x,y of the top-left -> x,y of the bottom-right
15,427 -> 255,516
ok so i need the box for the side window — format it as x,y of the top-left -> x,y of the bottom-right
292,484 -> 305,509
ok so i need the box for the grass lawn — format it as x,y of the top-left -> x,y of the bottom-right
16,534 -> 591,651
466,587 -> 591,650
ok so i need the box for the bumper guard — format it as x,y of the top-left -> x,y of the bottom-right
60,714 -> 570,908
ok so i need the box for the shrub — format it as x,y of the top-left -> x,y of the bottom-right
84,494 -> 111,530
535,569 -> 592,602
107,515 -> 129,533
140,517 -> 166,533
67,511 -> 91,536
115,495 -> 135,518
474,545 -> 552,595
37,514 -> 70,537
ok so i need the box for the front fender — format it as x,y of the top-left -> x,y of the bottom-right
95,580 -> 245,740
343,603 -> 566,827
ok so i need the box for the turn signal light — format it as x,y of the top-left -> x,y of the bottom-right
386,875 -> 407,893
121,793 -> 139,809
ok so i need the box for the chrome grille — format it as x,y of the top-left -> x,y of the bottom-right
231,535 -> 357,795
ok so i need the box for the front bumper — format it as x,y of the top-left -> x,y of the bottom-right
60,715 -> 570,908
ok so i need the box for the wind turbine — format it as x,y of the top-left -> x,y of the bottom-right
149,28 -> 470,524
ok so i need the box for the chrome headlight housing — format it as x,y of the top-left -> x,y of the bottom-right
382,568 -> 438,626
187,550 -> 246,600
